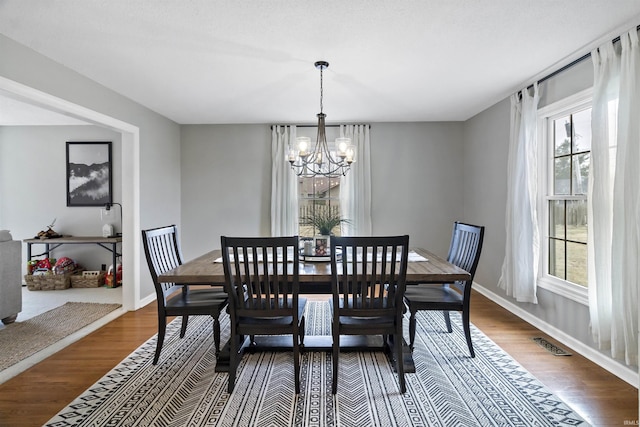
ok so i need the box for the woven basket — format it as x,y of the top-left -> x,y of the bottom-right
70,271 -> 106,288
25,272 -> 72,291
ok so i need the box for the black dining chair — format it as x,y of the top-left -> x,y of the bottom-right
220,236 -> 306,394
329,235 -> 410,394
404,222 -> 484,357
142,225 -> 228,365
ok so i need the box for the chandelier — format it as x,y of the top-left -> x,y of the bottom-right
288,61 -> 356,178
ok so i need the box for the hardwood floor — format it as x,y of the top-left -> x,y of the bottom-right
0,291 -> 637,426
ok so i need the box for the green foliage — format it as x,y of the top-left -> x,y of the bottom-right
300,210 -> 350,235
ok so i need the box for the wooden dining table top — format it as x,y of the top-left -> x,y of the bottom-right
158,248 -> 471,287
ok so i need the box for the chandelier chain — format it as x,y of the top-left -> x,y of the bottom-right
319,66 -> 324,114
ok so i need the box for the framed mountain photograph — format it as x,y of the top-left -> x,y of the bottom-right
66,141 -> 112,207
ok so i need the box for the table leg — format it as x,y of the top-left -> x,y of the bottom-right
112,243 -> 117,275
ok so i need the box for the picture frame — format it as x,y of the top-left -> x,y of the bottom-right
66,141 -> 112,207
314,236 -> 329,256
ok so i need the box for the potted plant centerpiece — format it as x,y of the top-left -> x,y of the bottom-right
301,210 -> 349,256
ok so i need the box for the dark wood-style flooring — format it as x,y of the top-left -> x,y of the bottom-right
0,291 -> 637,426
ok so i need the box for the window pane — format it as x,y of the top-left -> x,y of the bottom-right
573,108 -> 592,153
566,200 -> 587,244
572,153 -> 590,195
298,178 -> 312,198
549,200 -> 565,239
554,157 -> 571,195
554,116 -> 571,156
566,241 -> 587,286
549,238 -> 565,279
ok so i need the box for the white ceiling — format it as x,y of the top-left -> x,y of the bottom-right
1,0 -> 639,125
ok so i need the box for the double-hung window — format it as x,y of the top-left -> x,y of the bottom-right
538,90 -> 592,304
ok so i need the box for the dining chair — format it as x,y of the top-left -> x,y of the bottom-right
404,222 -> 484,357
220,236 -> 306,394
142,225 -> 228,365
329,235 -> 410,394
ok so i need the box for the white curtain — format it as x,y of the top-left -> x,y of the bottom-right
589,28 -> 639,366
270,125 -> 299,236
339,124 -> 372,236
498,84 -> 540,303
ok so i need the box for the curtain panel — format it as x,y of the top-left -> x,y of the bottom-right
339,124 -> 372,236
498,84 -> 540,303
270,125 -> 299,236
589,28 -> 639,366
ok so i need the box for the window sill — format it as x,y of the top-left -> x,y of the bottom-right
537,276 -> 588,306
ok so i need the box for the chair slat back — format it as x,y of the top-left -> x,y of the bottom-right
221,236 -> 300,318
447,222 -> 484,294
330,235 -> 409,317
142,225 -> 183,301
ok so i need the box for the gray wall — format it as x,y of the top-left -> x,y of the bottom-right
179,124 -> 272,260
0,126 -> 122,271
178,122 -> 464,262
461,98 -> 510,289
0,34 -> 181,305
369,122 -> 464,256
461,56 -> 635,376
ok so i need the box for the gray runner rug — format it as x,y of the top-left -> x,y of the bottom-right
46,301 -> 587,426
0,302 -> 122,372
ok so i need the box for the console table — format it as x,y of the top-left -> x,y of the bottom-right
24,236 -> 122,271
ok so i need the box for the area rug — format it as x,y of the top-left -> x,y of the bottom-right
46,301 -> 587,426
0,302 -> 122,372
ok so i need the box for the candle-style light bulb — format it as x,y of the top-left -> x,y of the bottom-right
297,137 -> 310,157
336,137 -> 350,158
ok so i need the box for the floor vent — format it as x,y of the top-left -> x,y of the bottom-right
532,337 -> 572,356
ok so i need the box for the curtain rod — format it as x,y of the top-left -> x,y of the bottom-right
526,24 -> 640,91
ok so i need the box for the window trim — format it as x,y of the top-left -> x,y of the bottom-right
537,88 -> 592,306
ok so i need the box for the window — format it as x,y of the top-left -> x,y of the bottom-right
298,176 -> 342,238
538,90 -> 592,303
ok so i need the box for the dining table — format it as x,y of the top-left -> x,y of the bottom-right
158,247 -> 471,373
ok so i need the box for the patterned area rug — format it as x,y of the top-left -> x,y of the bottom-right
0,302 -> 122,372
46,301 -> 587,426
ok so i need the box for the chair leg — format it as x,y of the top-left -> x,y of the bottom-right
408,310 -> 417,350
443,311 -> 453,333
153,315 -> 167,365
299,316 -> 306,347
213,315 -> 221,356
293,329 -> 301,394
228,328 -> 238,393
395,328 -> 406,394
462,310 -> 475,358
180,315 -> 189,338
332,326 -> 339,394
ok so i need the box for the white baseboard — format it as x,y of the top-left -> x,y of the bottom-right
138,293 -> 156,309
473,283 -> 638,388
